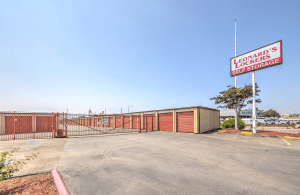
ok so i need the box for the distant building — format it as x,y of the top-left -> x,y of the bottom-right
280,113 -> 300,118
220,109 -> 262,119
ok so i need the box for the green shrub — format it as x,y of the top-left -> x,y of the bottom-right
221,118 -> 245,129
1,150 -> 38,181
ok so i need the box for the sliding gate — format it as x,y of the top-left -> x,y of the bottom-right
61,113 -> 142,137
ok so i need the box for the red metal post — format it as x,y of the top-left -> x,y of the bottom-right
56,112 -> 59,137
52,112 -> 54,138
66,112 -> 68,138
33,112 -> 35,139
14,111 -> 16,140
62,112 -> 65,136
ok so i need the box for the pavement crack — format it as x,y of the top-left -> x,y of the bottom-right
74,146 -> 109,177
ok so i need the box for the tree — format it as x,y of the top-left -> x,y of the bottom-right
210,83 -> 261,129
262,109 -> 280,117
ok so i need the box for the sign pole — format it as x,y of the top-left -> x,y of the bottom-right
234,20 -> 238,129
252,71 -> 256,133
235,20 -> 237,87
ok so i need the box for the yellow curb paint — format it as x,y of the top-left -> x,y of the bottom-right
241,132 -> 252,135
284,136 -> 300,140
218,130 -> 226,132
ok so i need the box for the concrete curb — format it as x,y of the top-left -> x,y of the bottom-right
6,170 -> 52,179
218,130 -> 300,140
52,170 -> 69,195
284,136 -> 300,140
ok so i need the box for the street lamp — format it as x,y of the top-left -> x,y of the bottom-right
128,106 -> 133,113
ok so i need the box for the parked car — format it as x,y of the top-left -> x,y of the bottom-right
257,119 -> 267,125
280,120 -> 287,124
266,120 -> 274,125
274,120 -> 281,125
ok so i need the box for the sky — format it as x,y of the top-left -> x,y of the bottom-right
0,0 -> 299,114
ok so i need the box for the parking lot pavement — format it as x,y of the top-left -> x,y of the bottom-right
57,131 -> 300,195
0,138 -> 67,176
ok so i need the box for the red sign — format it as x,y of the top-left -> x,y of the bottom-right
230,40 -> 282,77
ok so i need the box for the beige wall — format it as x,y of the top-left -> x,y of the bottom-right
200,108 -> 220,133
0,114 -> 5,134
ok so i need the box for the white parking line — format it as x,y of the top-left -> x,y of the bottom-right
233,133 -> 239,139
281,137 -> 291,146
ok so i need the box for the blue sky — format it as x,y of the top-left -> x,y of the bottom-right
0,0 -> 299,114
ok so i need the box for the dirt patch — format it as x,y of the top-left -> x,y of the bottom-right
0,172 -> 58,195
224,129 -> 300,137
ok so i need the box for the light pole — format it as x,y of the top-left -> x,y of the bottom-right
128,106 -> 133,113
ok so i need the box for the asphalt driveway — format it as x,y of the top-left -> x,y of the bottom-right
57,131 -> 300,195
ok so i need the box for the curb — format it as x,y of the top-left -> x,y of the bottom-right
241,132 -> 253,135
284,136 -> 300,140
218,130 -> 300,140
7,170 -> 53,179
218,130 -> 226,132
52,170 -> 69,195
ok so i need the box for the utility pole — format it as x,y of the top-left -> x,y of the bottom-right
121,108 -> 122,114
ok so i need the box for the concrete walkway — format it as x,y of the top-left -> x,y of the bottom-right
0,138 -> 67,176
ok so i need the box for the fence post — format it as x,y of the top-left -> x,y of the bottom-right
14,111 -> 16,140
62,112 -> 64,137
66,112 -> 68,138
52,112 -> 54,138
33,112 -> 36,139
56,112 -> 59,137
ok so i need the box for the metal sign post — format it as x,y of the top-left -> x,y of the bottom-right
234,20 -> 238,130
252,71 -> 256,133
235,20 -> 237,87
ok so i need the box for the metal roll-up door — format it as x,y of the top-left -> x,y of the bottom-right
158,113 -> 173,131
36,116 -> 55,132
5,116 -> 33,134
109,117 -> 114,128
132,116 -> 140,129
123,116 -> 130,129
116,117 -> 121,128
177,111 -> 194,133
144,114 -> 155,131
